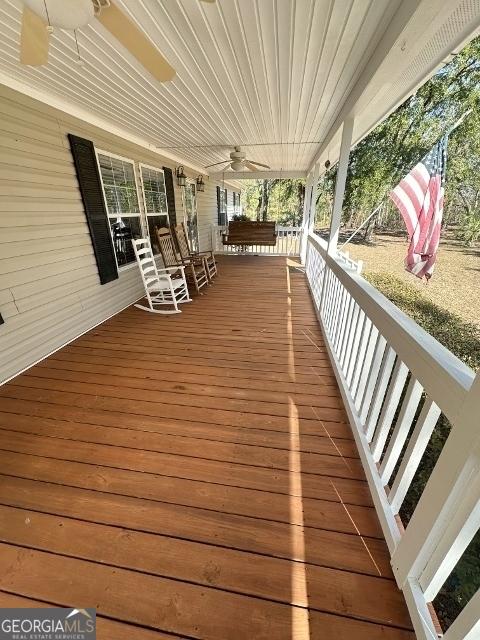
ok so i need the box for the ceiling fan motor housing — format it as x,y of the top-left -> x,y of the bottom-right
24,0 -> 95,29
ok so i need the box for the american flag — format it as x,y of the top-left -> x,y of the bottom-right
390,135 -> 448,280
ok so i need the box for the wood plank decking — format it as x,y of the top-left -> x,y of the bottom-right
0,257 -> 413,639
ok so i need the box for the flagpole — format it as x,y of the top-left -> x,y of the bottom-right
339,201 -> 384,249
446,108 -> 472,135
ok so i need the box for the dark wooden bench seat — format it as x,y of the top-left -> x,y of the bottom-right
222,221 -> 277,247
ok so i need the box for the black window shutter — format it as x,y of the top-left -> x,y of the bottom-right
225,189 -> 228,222
163,167 -> 177,226
68,134 -> 118,285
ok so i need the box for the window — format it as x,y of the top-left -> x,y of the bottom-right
217,187 -> 227,225
97,152 -> 142,267
139,164 -> 169,254
233,192 -> 241,215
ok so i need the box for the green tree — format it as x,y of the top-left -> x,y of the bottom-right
240,178 -> 305,225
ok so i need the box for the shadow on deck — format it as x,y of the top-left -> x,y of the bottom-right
0,256 -> 413,639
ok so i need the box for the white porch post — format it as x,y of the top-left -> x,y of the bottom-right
300,163 -> 320,264
327,117 -> 354,256
300,171 -> 313,264
309,162 -> 320,233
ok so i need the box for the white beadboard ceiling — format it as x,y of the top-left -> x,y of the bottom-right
0,0 -> 479,176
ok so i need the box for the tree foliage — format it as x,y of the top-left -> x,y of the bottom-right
240,178 -> 305,225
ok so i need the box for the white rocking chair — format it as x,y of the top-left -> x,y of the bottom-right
132,238 -> 191,314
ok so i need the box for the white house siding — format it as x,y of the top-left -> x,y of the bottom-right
0,85 -> 239,384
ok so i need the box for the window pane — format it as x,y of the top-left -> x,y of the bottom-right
147,214 -> 169,254
141,166 -> 168,214
98,153 -> 140,215
109,216 -> 142,266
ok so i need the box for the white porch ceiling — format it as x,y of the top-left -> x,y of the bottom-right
0,0 -> 479,176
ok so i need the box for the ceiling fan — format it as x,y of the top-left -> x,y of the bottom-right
205,146 -> 270,172
19,0 -> 215,82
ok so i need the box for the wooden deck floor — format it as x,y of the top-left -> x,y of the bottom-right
0,256 -> 414,639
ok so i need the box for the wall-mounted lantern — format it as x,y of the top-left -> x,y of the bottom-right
175,166 -> 187,187
196,175 -> 205,192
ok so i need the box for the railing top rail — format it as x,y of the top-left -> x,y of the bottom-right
307,231 -> 474,423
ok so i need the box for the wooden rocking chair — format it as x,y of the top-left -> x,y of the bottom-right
131,238 -> 191,314
173,222 -> 218,281
155,226 -> 208,294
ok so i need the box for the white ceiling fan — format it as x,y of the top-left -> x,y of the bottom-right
205,146 -> 270,172
19,0 -> 215,82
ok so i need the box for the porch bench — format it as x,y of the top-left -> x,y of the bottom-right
222,221 -> 277,247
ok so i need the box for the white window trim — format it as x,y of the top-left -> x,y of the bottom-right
218,187 -> 227,218
95,148 -> 143,272
138,162 -> 170,220
138,162 -> 171,257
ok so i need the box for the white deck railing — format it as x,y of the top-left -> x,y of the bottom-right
211,224 -> 301,256
305,231 -> 479,640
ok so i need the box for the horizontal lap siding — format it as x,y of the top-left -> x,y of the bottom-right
0,85 -> 237,384
196,180 -> 219,252
195,182 -> 240,252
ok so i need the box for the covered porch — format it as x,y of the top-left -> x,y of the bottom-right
0,256 -> 413,638
0,0 -> 479,638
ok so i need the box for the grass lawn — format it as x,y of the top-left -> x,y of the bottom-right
343,230 -> 480,327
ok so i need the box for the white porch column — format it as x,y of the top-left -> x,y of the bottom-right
327,117 -> 354,256
300,164 -> 320,264
300,171 -> 313,264
308,162 -> 320,233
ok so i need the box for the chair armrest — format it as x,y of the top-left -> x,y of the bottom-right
159,266 -> 185,275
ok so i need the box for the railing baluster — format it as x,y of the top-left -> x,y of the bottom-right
351,316 -> 371,397
323,274 -> 335,332
380,377 -> 423,484
341,302 -> 359,371
364,345 -> 396,440
371,359 -> 409,461
332,279 -> 344,337
323,274 -> 334,330
354,323 -> 378,408
359,332 -> 386,423
335,290 -> 351,355
337,290 -> 355,361
332,288 -> 346,350
340,299 -> 357,367
320,267 -> 331,321
327,278 -> 340,335
388,399 -> 441,513
346,308 -> 365,390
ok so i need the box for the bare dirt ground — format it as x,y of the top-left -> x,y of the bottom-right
339,230 -> 479,327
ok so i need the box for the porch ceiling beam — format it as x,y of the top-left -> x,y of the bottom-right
209,170 -> 307,180
308,0 -> 480,174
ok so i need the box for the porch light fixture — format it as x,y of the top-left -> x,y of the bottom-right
175,166 -> 186,187
196,175 -> 205,192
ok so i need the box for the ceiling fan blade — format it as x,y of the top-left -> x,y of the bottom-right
245,162 -> 259,171
246,159 -> 271,169
205,160 -> 231,169
96,2 -> 175,83
20,6 -> 49,66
